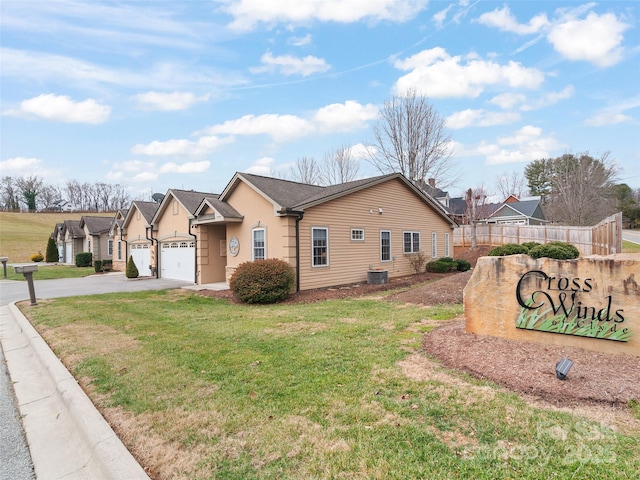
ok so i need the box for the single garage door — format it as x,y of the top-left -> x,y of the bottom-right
65,242 -> 73,264
161,241 -> 195,282
130,243 -> 152,276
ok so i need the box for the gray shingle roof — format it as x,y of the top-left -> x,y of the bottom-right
238,173 -> 324,208
132,201 -> 159,223
80,216 -> 113,235
63,220 -> 84,238
169,189 -> 219,214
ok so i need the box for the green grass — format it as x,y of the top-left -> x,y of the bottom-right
21,292 -> 640,480
623,240 -> 640,253
3,265 -> 96,281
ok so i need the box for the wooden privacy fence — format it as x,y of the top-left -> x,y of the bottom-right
453,212 -> 622,256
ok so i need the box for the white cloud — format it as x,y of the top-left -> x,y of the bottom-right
477,6 -> 549,34
132,136 -> 233,156
547,12 -> 629,67
490,92 -> 528,109
245,157 -> 276,175
432,5 -> 453,28
250,51 -> 330,77
585,113 -> 633,127
135,91 -> 208,111
159,161 -> 211,174
446,109 -> 520,129
314,101 -> 378,132
205,114 -> 314,143
393,48 -> 544,98
288,33 -> 312,46
131,172 -> 159,183
220,0 -> 429,30
348,143 -> 377,160
0,156 -> 42,174
19,94 -> 110,123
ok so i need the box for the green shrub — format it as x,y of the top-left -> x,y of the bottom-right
30,252 -> 44,262
45,237 -> 58,262
521,242 -> 542,252
94,260 -> 102,273
126,256 -> 139,278
230,258 -> 295,304
455,259 -> 471,272
426,257 -> 458,273
488,243 -> 529,256
528,241 -> 580,260
75,252 -> 92,267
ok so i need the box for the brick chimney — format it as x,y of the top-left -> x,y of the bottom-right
427,178 -> 436,188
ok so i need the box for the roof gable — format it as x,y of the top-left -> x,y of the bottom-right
151,188 -> 217,224
79,216 -> 112,235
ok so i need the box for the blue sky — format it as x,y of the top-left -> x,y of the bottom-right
1,0 -> 639,200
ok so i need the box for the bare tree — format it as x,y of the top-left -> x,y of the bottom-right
38,184 -> 62,210
367,89 -> 457,189
321,145 -> 360,185
289,156 -> 322,185
1,176 -> 21,211
495,171 -> 529,200
465,186 -> 491,250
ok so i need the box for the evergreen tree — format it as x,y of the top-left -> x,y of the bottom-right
45,237 -> 58,262
126,256 -> 139,278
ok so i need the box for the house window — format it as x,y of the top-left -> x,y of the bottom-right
117,241 -> 122,260
88,239 -> 91,252
432,232 -> 437,258
312,227 -> 328,267
351,228 -> 364,241
403,231 -> 420,253
252,228 -> 265,260
108,239 -> 113,256
445,233 -> 450,257
380,230 -> 391,262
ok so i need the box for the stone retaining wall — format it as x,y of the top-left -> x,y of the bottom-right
464,254 -> 639,356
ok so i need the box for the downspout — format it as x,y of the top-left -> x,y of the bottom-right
119,227 -> 127,269
295,211 -> 304,292
145,224 -> 158,278
188,217 -> 198,284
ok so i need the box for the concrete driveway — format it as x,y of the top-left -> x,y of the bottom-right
0,272 -> 192,480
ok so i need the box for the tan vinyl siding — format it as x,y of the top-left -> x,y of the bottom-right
123,204 -> 154,267
298,178 -> 453,290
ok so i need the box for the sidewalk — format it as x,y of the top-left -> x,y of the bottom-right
0,303 -> 150,480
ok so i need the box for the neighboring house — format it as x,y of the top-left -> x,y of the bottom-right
51,223 -> 65,262
120,201 -> 159,276
109,208 -> 129,272
422,178 -> 450,209
150,189 -> 217,282
191,172 -> 457,291
80,216 -> 114,263
484,197 -> 547,225
48,199 -> 75,212
61,220 -> 84,264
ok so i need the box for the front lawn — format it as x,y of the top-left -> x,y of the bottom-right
22,291 -> 639,480
4,265 -> 95,281
623,240 -> 640,253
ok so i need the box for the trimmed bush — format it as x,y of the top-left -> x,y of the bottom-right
528,241 -> 580,260
45,237 -> 58,262
75,252 -> 92,267
426,257 -> 457,273
126,256 -> 139,278
30,252 -> 44,262
94,260 -> 103,273
488,243 -> 529,256
521,242 -> 542,252
230,258 -> 295,304
455,259 -> 471,272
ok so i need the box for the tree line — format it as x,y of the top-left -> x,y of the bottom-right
1,175 -> 131,212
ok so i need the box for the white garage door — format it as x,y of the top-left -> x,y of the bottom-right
161,241 -> 195,282
130,244 -> 152,276
65,242 -> 73,264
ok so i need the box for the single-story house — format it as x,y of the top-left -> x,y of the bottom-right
191,172 -> 457,291
51,223 -> 65,262
120,201 -> 159,276
150,189 -> 218,282
109,208 -> 129,271
80,216 -> 114,263
61,220 -> 84,264
484,197 -> 547,225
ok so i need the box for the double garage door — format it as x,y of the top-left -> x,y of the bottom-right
160,241 -> 195,282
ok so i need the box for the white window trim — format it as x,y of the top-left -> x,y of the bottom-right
380,230 -> 391,262
403,231 -> 420,254
117,241 -> 122,261
445,233 -> 450,257
431,232 -> 437,258
252,227 -> 266,261
312,227 -> 329,267
108,239 -> 113,256
350,228 -> 365,241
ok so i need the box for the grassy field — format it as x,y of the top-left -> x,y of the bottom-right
623,240 -> 640,253
22,291 -> 640,480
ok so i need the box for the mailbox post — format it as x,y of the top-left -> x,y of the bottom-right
0,256 -> 7,278
14,265 -> 38,305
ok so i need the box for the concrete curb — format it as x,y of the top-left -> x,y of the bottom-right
1,303 -> 149,480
